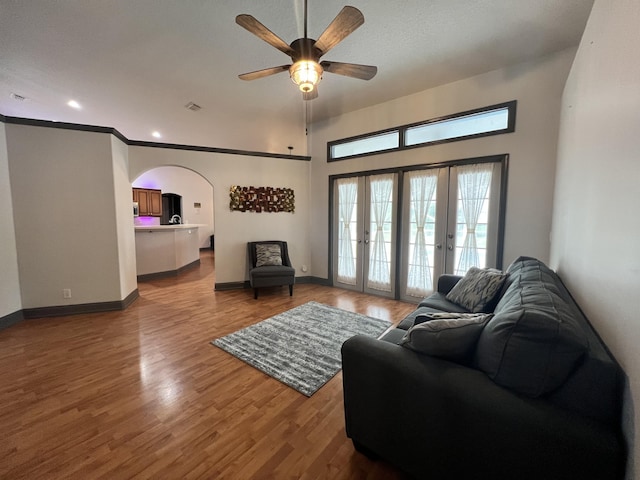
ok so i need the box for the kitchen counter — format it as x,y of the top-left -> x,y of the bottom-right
134,224 -> 203,279
134,223 -> 205,231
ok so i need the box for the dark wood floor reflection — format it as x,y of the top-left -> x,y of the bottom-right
0,250 -> 415,479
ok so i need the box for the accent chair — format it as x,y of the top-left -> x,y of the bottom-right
247,240 -> 295,299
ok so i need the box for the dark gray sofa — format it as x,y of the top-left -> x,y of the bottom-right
341,256 -> 626,479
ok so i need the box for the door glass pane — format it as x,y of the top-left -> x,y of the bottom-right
454,164 -> 493,275
333,159 -> 503,300
405,171 -> 438,298
367,174 -> 394,292
336,178 -> 358,284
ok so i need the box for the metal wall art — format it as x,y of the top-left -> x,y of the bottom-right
229,185 -> 295,213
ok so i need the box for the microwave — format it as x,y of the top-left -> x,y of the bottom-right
133,202 -> 139,217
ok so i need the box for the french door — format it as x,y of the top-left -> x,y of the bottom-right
332,158 -> 505,302
332,173 -> 398,298
400,161 -> 503,301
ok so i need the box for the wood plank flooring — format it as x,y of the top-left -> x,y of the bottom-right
0,250 -> 416,479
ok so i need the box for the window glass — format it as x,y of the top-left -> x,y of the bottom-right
328,101 -> 515,161
331,131 -> 399,159
405,107 -> 509,147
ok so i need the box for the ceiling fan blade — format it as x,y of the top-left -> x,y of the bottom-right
238,65 -> 291,81
236,14 -> 295,56
303,88 -> 318,101
313,6 -> 364,56
320,61 -> 377,80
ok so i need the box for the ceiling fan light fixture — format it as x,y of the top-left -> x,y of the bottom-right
289,60 -> 323,93
237,5 -> 374,100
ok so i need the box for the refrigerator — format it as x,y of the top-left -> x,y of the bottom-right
161,193 -> 182,224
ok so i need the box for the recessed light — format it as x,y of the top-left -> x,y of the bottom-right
67,100 -> 81,109
152,131 -> 162,138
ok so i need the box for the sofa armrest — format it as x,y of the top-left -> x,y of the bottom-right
437,274 -> 462,294
341,335 -> 624,480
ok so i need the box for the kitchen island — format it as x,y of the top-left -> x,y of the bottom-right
134,224 -> 203,280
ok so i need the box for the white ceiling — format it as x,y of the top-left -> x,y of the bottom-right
0,0 -> 594,155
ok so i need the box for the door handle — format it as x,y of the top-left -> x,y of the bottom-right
436,244 -> 442,250
364,240 -> 370,245
447,233 -> 454,239
448,244 -> 453,251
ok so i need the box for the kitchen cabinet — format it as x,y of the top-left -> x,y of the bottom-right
133,188 -> 162,217
148,190 -> 162,216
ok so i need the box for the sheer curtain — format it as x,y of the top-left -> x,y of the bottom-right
367,174 -> 394,291
337,178 -> 358,284
456,163 -> 492,274
406,171 -> 438,296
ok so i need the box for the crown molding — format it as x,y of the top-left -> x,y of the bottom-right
0,114 -> 311,161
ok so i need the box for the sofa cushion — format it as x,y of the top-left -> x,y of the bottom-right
249,265 -> 295,278
474,258 -> 588,397
396,307 -> 443,330
397,301 -> 473,330
255,243 -> 283,267
445,267 -> 507,313
400,313 -> 492,363
379,327 -> 407,344
418,292 -> 471,313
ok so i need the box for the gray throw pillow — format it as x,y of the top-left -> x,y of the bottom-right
400,313 -> 492,363
413,311 -> 484,326
446,267 -> 507,313
255,244 -> 283,267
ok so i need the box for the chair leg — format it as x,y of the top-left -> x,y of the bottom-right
289,284 -> 293,296
254,288 -> 258,299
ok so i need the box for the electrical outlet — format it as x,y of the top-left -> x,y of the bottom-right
63,289 -> 72,299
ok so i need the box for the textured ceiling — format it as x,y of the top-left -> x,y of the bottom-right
0,0 -> 594,154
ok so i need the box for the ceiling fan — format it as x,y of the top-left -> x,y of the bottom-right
236,1 -> 377,100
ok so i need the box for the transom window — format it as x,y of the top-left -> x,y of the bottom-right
328,101 -> 516,161
331,131 -> 399,159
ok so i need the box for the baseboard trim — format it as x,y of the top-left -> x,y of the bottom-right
296,276 -> 332,286
137,259 -> 200,282
121,288 -> 140,309
22,289 -> 140,320
215,281 -> 248,291
214,276 -> 331,291
0,310 -> 25,331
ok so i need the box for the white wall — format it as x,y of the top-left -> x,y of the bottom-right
6,125 -> 127,307
129,146 -> 310,284
551,1 -> 640,477
111,136 -> 138,299
308,48 -> 576,279
132,166 -> 215,248
0,122 -> 22,317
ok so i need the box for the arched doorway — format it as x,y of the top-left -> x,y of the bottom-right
132,166 -> 215,250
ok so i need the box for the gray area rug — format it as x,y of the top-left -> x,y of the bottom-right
212,301 -> 392,396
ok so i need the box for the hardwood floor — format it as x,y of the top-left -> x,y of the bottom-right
0,250 -> 416,479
